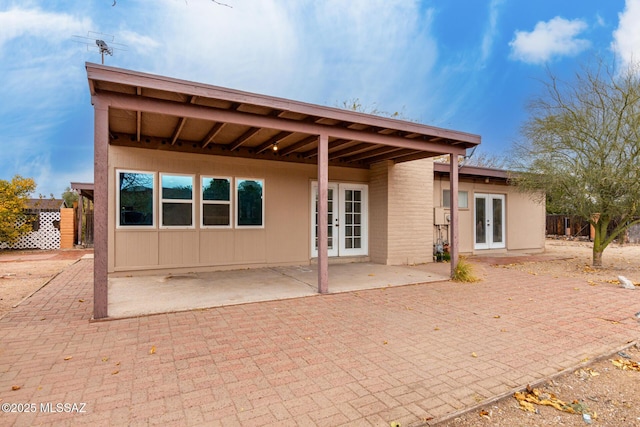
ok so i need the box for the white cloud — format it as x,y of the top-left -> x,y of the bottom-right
480,0 -> 505,65
127,0 -> 439,114
0,7 -> 91,49
612,0 -> 640,69
509,16 -> 591,64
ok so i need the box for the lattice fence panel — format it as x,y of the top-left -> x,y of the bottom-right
0,212 -> 61,250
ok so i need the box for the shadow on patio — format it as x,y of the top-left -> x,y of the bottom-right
108,261 -> 451,318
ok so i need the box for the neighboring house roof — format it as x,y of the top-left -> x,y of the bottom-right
433,162 -> 510,182
70,182 -> 94,200
25,198 -> 65,210
86,63 -> 480,168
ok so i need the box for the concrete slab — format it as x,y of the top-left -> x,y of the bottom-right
109,268 -> 317,318
109,262 -> 451,318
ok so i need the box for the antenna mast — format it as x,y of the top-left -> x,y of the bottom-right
72,31 -> 127,64
95,39 -> 113,64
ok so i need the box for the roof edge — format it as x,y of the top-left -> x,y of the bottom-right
433,162 -> 510,179
86,62 -> 481,147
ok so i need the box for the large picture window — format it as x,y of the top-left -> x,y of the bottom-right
443,189 -> 469,209
117,171 -> 155,227
236,178 -> 264,227
160,173 -> 194,227
202,177 -> 231,227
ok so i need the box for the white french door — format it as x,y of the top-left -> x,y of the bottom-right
311,182 -> 368,257
474,193 -> 505,250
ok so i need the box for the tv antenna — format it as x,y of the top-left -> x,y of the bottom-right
72,31 -> 128,64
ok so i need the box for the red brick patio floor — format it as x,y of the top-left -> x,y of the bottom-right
1,259 -> 639,426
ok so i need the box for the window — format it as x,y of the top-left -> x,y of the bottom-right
236,178 -> 264,227
443,189 -> 468,209
160,174 -> 194,227
117,171 -> 155,227
202,177 -> 231,227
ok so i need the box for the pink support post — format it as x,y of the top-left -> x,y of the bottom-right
317,134 -> 329,294
449,154 -> 459,277
77,194 -> 84,245
93,99 -> 109,319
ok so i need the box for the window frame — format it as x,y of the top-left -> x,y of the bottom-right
201,176 -> 233,229
116,169 -> 156,229
442,189 -> 469,209
235,177 -> 265,229
159,172 -> 196,229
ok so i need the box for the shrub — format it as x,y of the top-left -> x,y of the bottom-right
452,256 -> 479,282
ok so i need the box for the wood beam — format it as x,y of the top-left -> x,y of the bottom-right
201,122 -> 225,148
229,127 -> 260,151
360,149 -> 416,164
171,96 -> 197,145
328,143 -> 371,160
393,151 -> 440,163
344,145 -> 403,162
171,117 -> 187,145
136,87 -> 142,142
136,111 -> 141,142
88,63 -> 480,148
254,131 -> 292,154
98,93 -> 468,156
302,139 -> 354,159
278,135 -> 317,156
109,132 -> 369,169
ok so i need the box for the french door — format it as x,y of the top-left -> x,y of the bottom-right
311,182 -> 368,257
474,193 -> 505,250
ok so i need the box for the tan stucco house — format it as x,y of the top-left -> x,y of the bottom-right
433,163 -> 545,254
86,63 -> 543,319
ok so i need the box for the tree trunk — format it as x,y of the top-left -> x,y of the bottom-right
591,217 -> 609,267
592,249 -> 603,267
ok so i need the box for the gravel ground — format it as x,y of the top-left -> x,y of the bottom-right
0,249 -> 91,318
437,239 -> 640,427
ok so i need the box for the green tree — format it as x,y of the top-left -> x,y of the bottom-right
512,59 -> 640,266
62,186 -> 79,208
0,175 -> 37,245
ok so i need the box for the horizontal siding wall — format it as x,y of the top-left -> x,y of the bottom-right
433,177 -> 545,253
108,146 -> 369,274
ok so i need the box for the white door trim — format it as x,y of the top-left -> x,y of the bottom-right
474,193 -> 506,250
311,182 -> 368,257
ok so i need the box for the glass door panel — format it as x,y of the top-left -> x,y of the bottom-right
492,197 -> 504,244
312,183 -> 338,257
312,182 -> 368,257
475,196 -> 487,246
474,193 -> 505,250
339,184 -> 367,256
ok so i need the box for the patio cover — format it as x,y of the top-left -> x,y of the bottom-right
86,63 -> 480,319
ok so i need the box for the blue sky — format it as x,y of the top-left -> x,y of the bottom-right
1,0 -> 638,197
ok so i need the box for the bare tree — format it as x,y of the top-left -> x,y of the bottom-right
512,58 -> 640,266
338,97 -> 415,122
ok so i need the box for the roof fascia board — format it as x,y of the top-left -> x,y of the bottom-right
433,162 -> 510,179
86,63 -> 480,147
96,92 -> 467,156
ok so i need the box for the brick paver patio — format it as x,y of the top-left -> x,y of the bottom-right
1,259 -> 639,426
